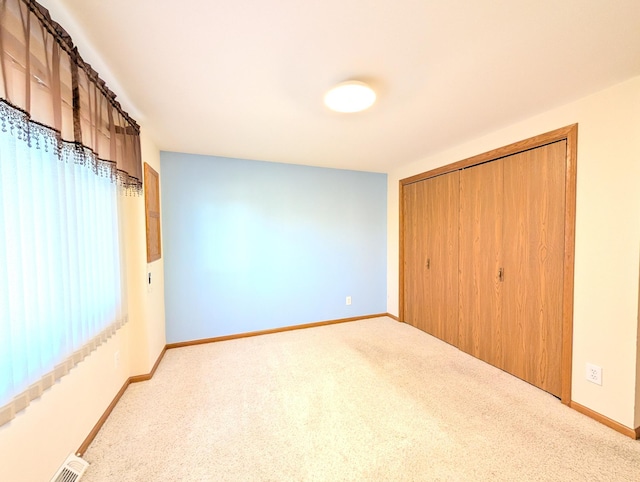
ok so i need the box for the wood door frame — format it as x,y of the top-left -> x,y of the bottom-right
399,124 -> 578,404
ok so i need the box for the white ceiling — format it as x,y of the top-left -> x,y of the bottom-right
53,0 -> 640,172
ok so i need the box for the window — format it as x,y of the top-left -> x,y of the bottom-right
0,117 -> 127,424
0,0 -> 142,426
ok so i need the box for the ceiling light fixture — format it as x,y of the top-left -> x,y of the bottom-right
324,80 -> 376,113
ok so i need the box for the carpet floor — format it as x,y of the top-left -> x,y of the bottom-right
82,317 -> 640,481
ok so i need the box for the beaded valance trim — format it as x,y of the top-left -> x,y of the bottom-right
0,99 -> 142,194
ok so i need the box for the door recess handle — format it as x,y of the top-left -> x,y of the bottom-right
498,268 -> 504,282
426,258 -> 430,269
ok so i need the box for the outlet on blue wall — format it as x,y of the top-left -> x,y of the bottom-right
160,152 -> 387,343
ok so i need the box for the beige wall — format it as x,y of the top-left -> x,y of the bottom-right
0,4 -> 166,480
0,326 -> 132,481
637,260 -> 640,427
387,76 -> 640,429
125,134 -> 167,376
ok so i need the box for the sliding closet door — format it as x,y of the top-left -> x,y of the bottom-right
402,180 -> 430,332
501,141 -> 566,397
458,161 -> 503,366
425,171 -> 459,345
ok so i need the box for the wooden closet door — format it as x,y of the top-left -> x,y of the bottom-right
501,141 -> 566,397
425,171 -> 459,345
402,172 -> 459,343
458,161 -> 503,366
402,180 -> 430,332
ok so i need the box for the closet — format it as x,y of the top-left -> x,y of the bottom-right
400,126 -> 576,402
402,171 -> 459,346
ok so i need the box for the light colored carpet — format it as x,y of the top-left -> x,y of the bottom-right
82,317 -> 640,481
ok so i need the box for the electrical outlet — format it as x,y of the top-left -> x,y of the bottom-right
585,363 -> 602,385
346,296 -> 352,306
114,351 -> 120,369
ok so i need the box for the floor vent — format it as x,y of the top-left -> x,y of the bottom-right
50,454 -> 89,482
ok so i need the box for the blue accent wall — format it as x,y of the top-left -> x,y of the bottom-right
160,152 -> 387,343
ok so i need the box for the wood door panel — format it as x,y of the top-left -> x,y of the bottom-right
402,181 -> 430,331
502,141 -> 566,397
401,125 -> 576,404
427,171 -> 459,345
459,161 -> 503,365
402,172 -> 459,343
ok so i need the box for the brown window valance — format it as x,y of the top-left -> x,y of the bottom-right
0,0 -> 142,192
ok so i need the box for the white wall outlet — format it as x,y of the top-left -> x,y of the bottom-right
586,363 -> 602,385
346,296 -> 352,306
114,350 -> 120,369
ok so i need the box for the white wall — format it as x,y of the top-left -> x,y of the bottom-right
387,76 -> 640,429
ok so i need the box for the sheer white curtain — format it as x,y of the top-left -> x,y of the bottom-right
0,119 -> 128,426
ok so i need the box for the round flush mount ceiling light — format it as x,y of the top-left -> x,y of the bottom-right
324,80 -> 376,113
